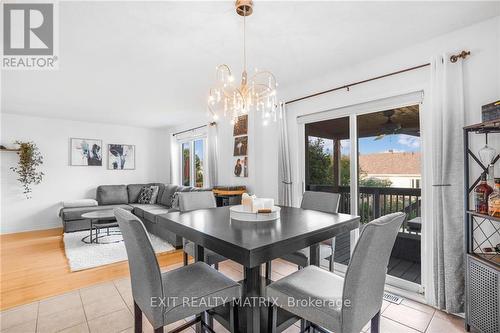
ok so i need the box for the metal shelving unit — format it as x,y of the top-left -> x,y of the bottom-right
463,119 -> 500,333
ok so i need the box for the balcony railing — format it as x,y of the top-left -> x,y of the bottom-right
307,185 -> 421,234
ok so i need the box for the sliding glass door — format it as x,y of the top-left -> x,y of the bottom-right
305,116 -> 352,265
303,104 -> 422,289
357,106 -> 422,284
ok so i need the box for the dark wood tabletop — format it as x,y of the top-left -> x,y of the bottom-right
157,206 -> 360,268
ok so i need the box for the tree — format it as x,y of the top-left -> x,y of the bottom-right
340,156 -> 350,186
195,154 -> 203,187
307,138 -> 333,185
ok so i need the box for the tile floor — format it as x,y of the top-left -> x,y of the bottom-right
0,259 -> 466,333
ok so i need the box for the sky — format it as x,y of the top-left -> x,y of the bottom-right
194,139 -> 204,161
318,134 -> 421,155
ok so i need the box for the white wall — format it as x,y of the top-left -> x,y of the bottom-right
0,113 -> 170,233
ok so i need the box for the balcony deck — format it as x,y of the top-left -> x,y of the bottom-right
309,185 -> 422,285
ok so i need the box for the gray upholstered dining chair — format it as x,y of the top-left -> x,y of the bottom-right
266,212 -> 405,333
178,192 -> 227,269
279,191 -> 341,272
114,208 -> 241,333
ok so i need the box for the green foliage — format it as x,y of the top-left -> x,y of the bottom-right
340,156 -> 350,186
10,141 -> 44,199
359,176 -> 392,187
309,138 -> 392,188
307,138 -> 334,185
195,154 -> 203,187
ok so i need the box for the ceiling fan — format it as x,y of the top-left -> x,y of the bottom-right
374,110 -> 402,141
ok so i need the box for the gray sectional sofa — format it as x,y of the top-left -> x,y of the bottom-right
60,183 -> 209,248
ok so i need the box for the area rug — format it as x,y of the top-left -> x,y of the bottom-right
63,227 -> 175,271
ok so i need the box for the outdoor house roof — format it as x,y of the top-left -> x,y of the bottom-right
359,152 -> 421,175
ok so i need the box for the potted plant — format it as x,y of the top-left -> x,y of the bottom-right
10,141 -> 44,198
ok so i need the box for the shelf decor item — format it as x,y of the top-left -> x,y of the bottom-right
9,141 -> 44,199
481,100 -> 500,122
488,178 -> 500,217
474,173 -> 493,214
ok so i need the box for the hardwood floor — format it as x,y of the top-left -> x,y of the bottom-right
0,228 -> 183,311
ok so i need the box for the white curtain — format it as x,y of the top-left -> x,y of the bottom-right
278,102 -> 292,206
206,123 -> 219,188
170,134 -> 180,185
429,54 -> 465,313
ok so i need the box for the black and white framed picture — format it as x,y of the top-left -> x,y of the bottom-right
233,156 -> 248,178
108,144 -> 135,170
70,138 -> 103,166
233,114 -> 248,136
233,136 -> 248,156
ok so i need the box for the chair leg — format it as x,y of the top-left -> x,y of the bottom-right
205,311 -> 213,331
213,262 -> 219,270
265,261 -> 272,280
229,301 -> 238,333
183,251 -> 188,266
195,313 -> 202,333
329,237 -> 336,272
267,304 -> 277,333
134,301 -> 142,333
300,319 -> 307,333
371,310 -> 381,333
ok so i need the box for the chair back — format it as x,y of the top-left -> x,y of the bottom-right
300,191 -> 340,213
178,191 -> 216,212
114,208 -> 164,327
341,212 -> 405,333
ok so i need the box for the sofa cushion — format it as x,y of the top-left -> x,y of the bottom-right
148,183 -> 165,204
159,184 -> 179,207
127,184 -> 147,203
137,186 -> 160,204
96,185 -> 128,205
61,204 -> 133,221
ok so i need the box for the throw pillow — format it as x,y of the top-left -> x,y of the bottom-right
149,186 -> 160,203
137,186 -> 160,204
170,192 -> 181,209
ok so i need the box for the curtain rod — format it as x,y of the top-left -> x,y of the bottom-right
172,122 -> 216,137
285,50 -> 470,106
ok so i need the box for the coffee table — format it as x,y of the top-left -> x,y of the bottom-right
81,210 -> 122,244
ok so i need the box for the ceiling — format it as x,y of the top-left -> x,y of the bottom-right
2,1 -> 499,128
307,105 -> 420,139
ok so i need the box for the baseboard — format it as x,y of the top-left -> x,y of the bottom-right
0,223 -> 62,235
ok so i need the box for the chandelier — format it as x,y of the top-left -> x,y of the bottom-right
207,0 -> 278,125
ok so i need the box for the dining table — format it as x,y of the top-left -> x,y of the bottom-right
157,206 -> 360,333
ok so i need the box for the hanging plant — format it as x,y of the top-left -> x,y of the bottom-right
10,141 -> 44,199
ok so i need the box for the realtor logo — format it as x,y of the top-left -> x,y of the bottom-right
2,2 -> 59,70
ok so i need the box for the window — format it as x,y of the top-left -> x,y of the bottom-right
180,138 -> 205,187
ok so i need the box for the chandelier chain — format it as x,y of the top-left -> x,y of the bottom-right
243,7 -> 246,72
